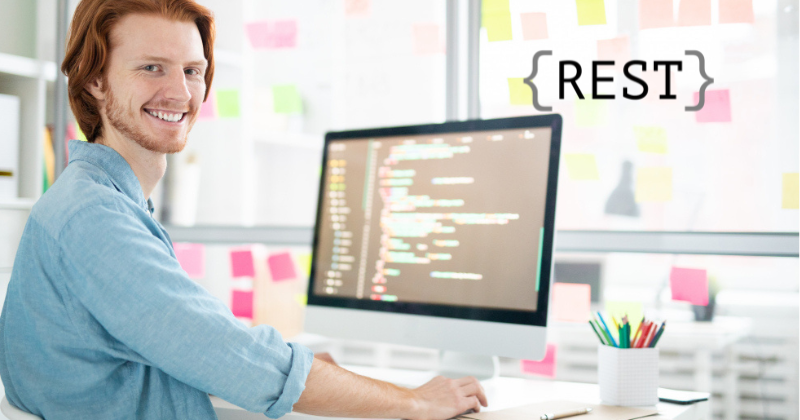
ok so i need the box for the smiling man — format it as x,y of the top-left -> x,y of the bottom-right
0,1 -> 486,419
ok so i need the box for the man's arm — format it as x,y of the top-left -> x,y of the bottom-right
293,358 -> 487,420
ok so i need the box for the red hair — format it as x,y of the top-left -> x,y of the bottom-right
62,0 -> 215,142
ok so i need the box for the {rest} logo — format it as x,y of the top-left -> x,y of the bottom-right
523,50 -> 714,112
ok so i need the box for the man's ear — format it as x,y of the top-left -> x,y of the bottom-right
86,76 -> 105,101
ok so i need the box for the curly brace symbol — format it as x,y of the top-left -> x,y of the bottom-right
685,50 -> 714,112
523,50 -> 553,112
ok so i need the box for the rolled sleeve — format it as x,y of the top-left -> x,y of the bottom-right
264,342 -> 314,418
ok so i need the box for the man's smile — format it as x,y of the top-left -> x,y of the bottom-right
143,108 -> 187,123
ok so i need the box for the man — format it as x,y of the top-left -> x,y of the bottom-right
0,0 -> 487,419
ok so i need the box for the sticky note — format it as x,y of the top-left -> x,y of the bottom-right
694,89 -> 731,123
639,0 -> 674,29
295,294 -> 308,306
268,252 -> 298,282
576,0 -> 607,26
605,301 -> 643,337
597,36 -> 630,63
483,11 -> 512,42
245,20 -> 297,49
198,89 -> 217,120
345,0 -> 370,17
482,0 -> 509,13
273,85 -> 303,114
521,343 -> 557,378
230,249 -> 255,278
552,283 -> 591,322
564,154 -> 600,181
783,173 -> 799,209
636,167 -> 672,202
173,243 -> 205,279
231,290 -> 254,319
508,78 -> 532,106
634,126 -> 668,154
720,0 -> 754,24
297,253 -> 312,277
413,23 -> 444,55
678,0 -> 711,26
520,12 -> 548,40
670,267 -> 709,306
575,100 -> 606,127
216,89 -> 240,118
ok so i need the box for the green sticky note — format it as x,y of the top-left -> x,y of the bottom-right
484,11 -> 513,42
604,301 -> 643,341
575,99 -> 606,127
508,78 -> 532,106
634,126 -> 668,154
564,153 -> 600,180
273,85 -> 303,114
216,89 -> 241,118
297,253 -> 312,277
576,0 -> 607,26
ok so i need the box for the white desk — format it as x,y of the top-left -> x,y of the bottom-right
211,365 -> 710,420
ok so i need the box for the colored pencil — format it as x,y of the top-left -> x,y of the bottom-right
643,322 -> 658,348
593,315 -> 613,347
596,312 -> 618,347
650,321 -> 667,348
589,320 -> 606,345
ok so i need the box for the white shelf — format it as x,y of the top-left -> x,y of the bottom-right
0,198 -> 36,210
0,51 -> 55,81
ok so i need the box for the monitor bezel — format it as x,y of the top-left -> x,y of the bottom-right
307,114 -> 562,328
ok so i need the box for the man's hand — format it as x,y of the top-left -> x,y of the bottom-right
410,376 -> 488,420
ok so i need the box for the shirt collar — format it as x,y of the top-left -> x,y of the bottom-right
68,140 -> 150,213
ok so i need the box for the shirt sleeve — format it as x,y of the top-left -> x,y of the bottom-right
56,200 -> 314,418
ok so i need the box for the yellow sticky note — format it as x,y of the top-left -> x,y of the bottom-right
216,89 -> 241,118
484,11 -> 513,42
576,0 -> 607,26
294,294 -> 308,306
575,100 -> 606,127
634,126 -> 668,154
605,301 -> 643,341
297,253 -> 312,277
508,78 -> 532,106
564,154 -> 600,180
483,0 -> 510,13
636,167 -> 672,202
783,173 -> 799,209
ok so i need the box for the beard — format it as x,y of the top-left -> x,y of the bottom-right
104,84 -> 195,154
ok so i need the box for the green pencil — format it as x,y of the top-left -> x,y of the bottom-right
588,320 -> 606,345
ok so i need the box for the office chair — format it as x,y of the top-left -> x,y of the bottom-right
1,396 -> 41,420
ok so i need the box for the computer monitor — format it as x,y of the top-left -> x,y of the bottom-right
305,115 -> 562,369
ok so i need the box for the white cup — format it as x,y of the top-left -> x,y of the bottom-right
598,345 -> 659,406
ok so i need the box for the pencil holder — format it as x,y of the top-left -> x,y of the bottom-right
598,346 -> 659,406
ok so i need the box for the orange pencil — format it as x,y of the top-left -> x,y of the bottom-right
643,322 -> 658,348
632,317 -> 645,346
635,322 -> 651,348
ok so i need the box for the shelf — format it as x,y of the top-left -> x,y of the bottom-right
0,51 -> 56,81
0,198 -> 36,210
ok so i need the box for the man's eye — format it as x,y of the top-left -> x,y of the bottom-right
144,65 -> 158,72
185,68 -> 200,76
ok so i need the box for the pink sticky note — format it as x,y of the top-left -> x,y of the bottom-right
639,0 -> 674,29
552,283 -> 591,323
345,0 -> 370,17
670,267 -> 709,306
678,0 -> 711,26
230,249 -> 255,278
520,12 -> 548,40
694,89 -> 732,123
597,36 -> 630,63
198,89 -> 217,120
521,343 -> 557,378
719,0 -> 754,23
231,290 -> 254,319
173,243 -> 205,279
245,20 -> 297,49
267,252 -> 298,282
412,23 -> 444,55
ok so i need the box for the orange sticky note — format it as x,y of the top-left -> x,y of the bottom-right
678,0 -> 711,26
564,154 -> 600,180
345,0 -> 370,17
198,89 -> 217,120
635,167 -> 672,202
552,283 -> 591,322
520,12 -> 548,40
231,290 -> 254,319
720,0 -> 754,24
670,267 -> 709,306
639,0 -> 674,29
173,243 -> 205,279
576,0 -> 607,26
597,36 -> 630,63
508,78 -> 532,106
694,89 -> 732,123
230,249 -> 255,278
245,20 -> 297,49
783,173 -> 799,209
413,23 -> 444,55
521,343 -> 557,378
268,252 -> 298,282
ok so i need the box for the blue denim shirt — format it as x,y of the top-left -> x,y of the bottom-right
0,140 -> 313,419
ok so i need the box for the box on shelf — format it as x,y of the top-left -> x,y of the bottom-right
0,93 -> 21,201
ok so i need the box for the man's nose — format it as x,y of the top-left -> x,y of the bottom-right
163,69 -> 192,103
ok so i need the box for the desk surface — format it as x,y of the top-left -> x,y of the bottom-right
211,365 -> 710,420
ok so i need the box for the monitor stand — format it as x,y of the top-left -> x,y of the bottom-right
438,351 -> 500,381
